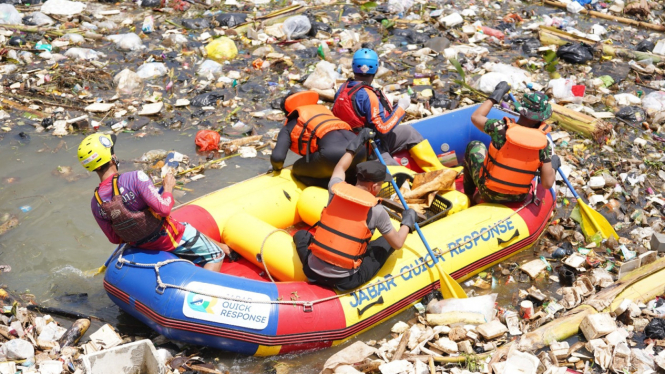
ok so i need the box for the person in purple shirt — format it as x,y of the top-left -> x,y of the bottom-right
78,134 -> 229,272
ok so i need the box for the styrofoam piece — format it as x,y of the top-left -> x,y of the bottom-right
89,324 -> 123,351
82,340 -> 166,374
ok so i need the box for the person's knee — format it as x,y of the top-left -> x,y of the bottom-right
406,126 -> 424,143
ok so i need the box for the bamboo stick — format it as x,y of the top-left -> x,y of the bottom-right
539,26 -> 664,63
392,330 -> 411,361
426,312 -> 486,325
490,256 -> 665,367
0,97 -> 48,119
550,103 -> 613,142
543,0 -> 665,32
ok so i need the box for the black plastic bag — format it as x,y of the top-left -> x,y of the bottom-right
391,29 -> 429,44
636,40 -> 655,53
238,82 -> 268,99
181,18 -> 211,29
645,318 -> 665,339
556,43 -> 594,64
616,106 -> 646,125
308,21 -> 332,36
8,36 -> 25,47
139,0 -> 161,7
215,13 -> 247,28
521,38 -> 541,57
191,91 -> 225,107
494,22 -> 515,32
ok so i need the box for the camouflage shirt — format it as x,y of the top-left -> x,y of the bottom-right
485,119 -> 553,164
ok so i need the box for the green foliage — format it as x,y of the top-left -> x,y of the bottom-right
544,50 -> 559,74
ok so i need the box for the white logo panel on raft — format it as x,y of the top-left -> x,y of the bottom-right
182,282 -> 270,330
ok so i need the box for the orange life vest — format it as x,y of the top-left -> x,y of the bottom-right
309,182 -> 378,269
287,105 -> 351,161
481,118 -> 551,195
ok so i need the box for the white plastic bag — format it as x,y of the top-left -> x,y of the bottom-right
107,33 -> 144,51
197,59 -> 223,77
283,15 -> 311,40
566,1 -> 584,13
478,72 -> 512,94
439,13 -> 463,27
136,62 -> 167,79
388,0 -> 414,14
64,47 -> 104,60
485,62 -> 529,91
163,33 -> 188,46
0,339 -> 34,360
549,77 -> 575,100
62,33 -> 85,44
614,93 -> 641,106
95,20 -> 117,30
25,11 -> 54,26
41,0 -> 86,15
426,293 -> 497,323
303,61 -> 339,90
114,69 -> 143,95
0,4 -> 22,25
642,91 -> 665,114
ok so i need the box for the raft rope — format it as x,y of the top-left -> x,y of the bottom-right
113,197 -> 537,311
259,229 -> 287,283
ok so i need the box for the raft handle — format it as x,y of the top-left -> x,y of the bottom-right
357,296 -> 384,316
497,229 -> 520,245
115,260 -> 124,270
156,285 -> 166,295
303,303 -> 313,313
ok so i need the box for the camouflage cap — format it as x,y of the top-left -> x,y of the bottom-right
519,92 -> 552,122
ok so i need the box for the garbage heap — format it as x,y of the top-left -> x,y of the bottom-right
321,256 -> 665,374
0,298 -> 234,374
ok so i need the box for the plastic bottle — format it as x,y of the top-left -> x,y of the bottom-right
142,16 -> 154,34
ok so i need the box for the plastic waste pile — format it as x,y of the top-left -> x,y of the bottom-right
0,288 -> 231,374
1,0 -> 665,371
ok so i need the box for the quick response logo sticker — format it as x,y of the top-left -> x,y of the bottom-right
182,282 -> 270,330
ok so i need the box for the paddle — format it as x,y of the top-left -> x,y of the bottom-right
369,140 -> 467,299
85,244 -> 126,277
558,170 -> 619,240
506,94 -> 618,240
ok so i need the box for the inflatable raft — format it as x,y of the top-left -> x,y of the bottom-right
103,104 -> 555,356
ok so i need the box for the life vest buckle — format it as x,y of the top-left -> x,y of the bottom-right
303,302 -> 313,313
155,284 -> 166,295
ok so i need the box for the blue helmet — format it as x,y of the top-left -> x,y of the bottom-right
352,48 -> 379,75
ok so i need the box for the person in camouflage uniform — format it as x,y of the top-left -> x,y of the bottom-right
463,82 -> 560,203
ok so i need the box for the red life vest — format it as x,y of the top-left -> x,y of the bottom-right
308,182 -> 378,269
332,80 -> 394,131
481,118 -> 551,195
94,175 -> 174,247
286,105 -> 351,161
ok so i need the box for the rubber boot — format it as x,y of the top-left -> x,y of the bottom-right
462,165 -> 476,203
408,140 -> 445,172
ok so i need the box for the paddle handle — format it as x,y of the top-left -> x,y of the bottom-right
369,141 -> 440,265
508,93 -> 520,109
555,168 -> 581,200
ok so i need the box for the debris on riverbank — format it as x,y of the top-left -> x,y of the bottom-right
2,0 -> 665,370
322,257 -> 665,374
0,294 -> 232,373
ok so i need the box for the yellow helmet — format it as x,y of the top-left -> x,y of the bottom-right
78,134 -> 115,171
